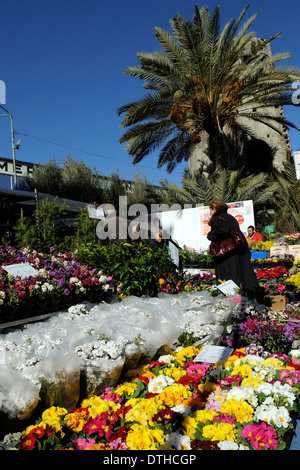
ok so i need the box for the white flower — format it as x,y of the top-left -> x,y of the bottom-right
217,441 -> 239,450
227,386 -> 258,407
218,441 -> 249,450
0,432 -> 23,450
171,404 -> 191,417
254,404 -> 291,428
164,432 -> 191,450
227,386 -> 247,401
158,354 -> 175,364
257,382 -> 273,396
290,349 -> 300,357
148,375 -> 175,394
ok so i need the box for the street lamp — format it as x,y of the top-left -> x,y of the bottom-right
0,105 -> 17,188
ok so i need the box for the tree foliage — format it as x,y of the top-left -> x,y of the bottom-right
270,152 -> 300,233
118,4 -> 300,172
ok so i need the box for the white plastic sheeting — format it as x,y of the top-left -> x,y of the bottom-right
0,290 -> 239,421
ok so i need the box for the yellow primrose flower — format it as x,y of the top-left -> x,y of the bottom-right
198,382 -> 216,394
81,396 -> 120,418
159,383 -> 192,407
230,364 -> 253,378
126,423 -> 165,450
263,357 -> 285,368
220,399 -> 254,423
194,409 -> 218,423
142,371 -> 157,379
241,377 -> 265,389
115,382 -> 138,397
174,346 -> 201,365
159,367 -> 187,381
182,409 -> 218,439
81,395 -> 101,408
42,406 -> 68,419
181,416 -> 198,439
125,397 -> 162,426
24,424 -> 39,436
39,406 -> 68,433
202,422 -> 237,441
224,355 -> 241,368
65,409 -> 89,433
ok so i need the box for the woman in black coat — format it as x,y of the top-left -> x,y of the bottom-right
207,198 -> 259,296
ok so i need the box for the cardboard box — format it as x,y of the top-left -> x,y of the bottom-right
287,246 -> 300,260
269,295 -> 288,311
270,245 -> 288,257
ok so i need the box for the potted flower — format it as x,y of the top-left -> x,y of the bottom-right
205,252 -> 214,269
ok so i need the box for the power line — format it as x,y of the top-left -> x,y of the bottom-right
14,130 -> 184,175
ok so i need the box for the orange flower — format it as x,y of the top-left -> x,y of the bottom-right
158,278 -> 165,285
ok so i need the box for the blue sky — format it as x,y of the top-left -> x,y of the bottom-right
0,0 -> 300,190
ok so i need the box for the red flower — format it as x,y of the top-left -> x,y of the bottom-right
116,404 -> 132,420
134,375 -> 149,385
178,375 -> 199,388
108,425 -> 130,442
19,433 -> 36,450
287,360 -> 300,370
232,349 -> 246,358
17,291 -> 26,299
147,361 -> 166,370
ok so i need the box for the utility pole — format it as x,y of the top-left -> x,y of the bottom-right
0,105 -> 17,188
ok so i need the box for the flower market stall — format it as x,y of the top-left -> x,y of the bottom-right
1,287 -> 300,451
1,242 -> 300,451
0,247 -> 112,328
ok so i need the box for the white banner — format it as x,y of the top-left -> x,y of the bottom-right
150,200 -> 255,251
293,151 -> 300,179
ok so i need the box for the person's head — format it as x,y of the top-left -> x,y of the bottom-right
247,226 -> 255,237
102,203 -> 116,217
132,224 -> 140,233
155,229 -> 163,243
208,198 -> 228,216
129,223 -> 141,240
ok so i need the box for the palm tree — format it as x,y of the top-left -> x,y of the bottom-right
160,167 -> 275,206
117,4 -> 300,173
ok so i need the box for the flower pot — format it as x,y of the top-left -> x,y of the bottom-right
269,295 -> 289,311
1,304 -> 19,323
34,300 -> 49,315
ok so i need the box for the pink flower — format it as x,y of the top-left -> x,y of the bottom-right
107,440 -> 128,450
276,283 -> 286,294
205,400 -> 222,411
101,387 -> 122,403
72,438 -> 96,450
280,369 -> 300,385
186,362 -> 211,379
230,294 -> 242,304
241,422 -> 279,450
218,374 -> 242,388
212,413 -> 236,425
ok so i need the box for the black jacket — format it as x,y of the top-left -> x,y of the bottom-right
207,211 -> 259,294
